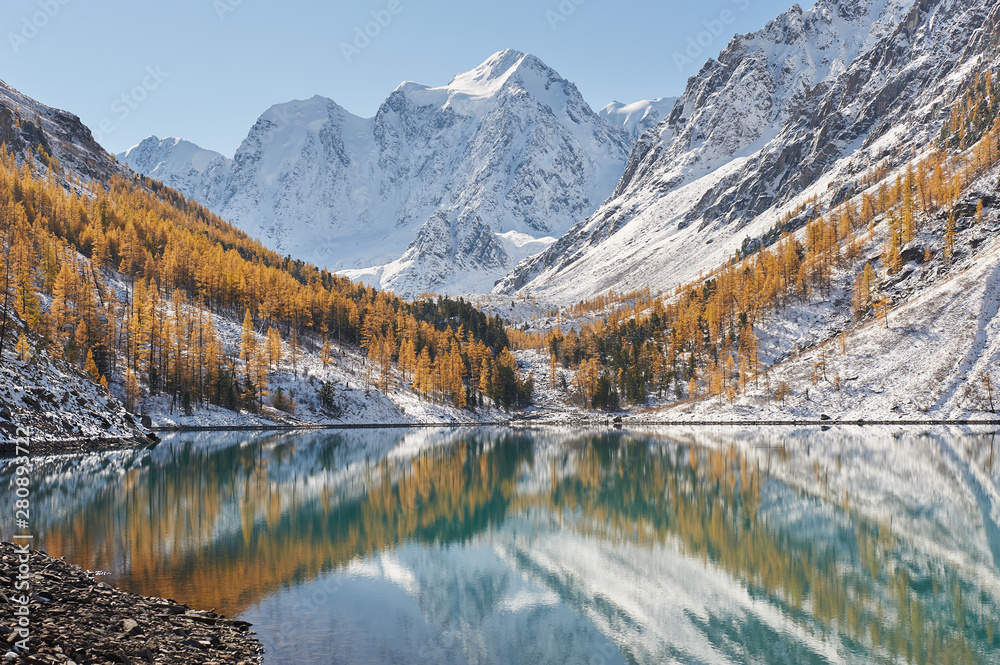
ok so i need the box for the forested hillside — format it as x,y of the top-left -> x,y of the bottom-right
514,67 -> 1000,416
0,147 -> 533,435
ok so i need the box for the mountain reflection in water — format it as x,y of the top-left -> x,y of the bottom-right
13,427 -> 1000,664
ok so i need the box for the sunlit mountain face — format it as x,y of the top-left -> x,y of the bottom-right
14,427 -> 1000,664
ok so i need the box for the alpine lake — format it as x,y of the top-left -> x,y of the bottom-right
8,426 -> 1000,664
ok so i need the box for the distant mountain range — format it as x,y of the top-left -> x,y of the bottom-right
117,50 -> 640,297
16,0 -> 1000,308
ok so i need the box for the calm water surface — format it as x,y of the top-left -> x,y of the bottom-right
9,427 -> 1000,664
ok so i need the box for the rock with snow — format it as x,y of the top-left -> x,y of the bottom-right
498,0 -> 1000,302
0,78 -> 119,185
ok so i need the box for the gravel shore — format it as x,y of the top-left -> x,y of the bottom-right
0,542 -> 263,664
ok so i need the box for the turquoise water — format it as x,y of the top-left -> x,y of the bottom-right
9,427 -> 1000,664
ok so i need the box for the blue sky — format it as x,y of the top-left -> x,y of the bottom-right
3,0 -> 809,156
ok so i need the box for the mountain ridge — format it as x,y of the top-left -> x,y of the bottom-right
0,78 -> 121,186
117,49 -> 635,297
496,0 -> 965,301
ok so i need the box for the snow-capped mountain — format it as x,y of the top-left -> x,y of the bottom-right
115,136 -> 229,197
118,50 -> 634,297
0,78 -> 118,184
498,0 -> 999,302
599,97 -> 678,141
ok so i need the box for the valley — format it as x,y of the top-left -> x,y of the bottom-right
2,0 -> 1000,442
4,0 -> 1000,663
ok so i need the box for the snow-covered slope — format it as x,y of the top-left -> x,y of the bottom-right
114,136 -> 230,197
0,331 -> 152,450
599,97 -> 678,141
644,169 -> 1000,422
498,0 -> 998,302
118,50 -> 633,297
0,83 -> 152,449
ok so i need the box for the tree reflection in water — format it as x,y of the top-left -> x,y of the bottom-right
14,427 -> 1000,665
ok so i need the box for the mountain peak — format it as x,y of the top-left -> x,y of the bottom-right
118,48 -> 630,297
259,94 -> 344,124
393,81 -> 431,94
132,135 -> 162,147
444,49 -> 553,98
474,48 -> 531,76
128,135 -> 199,151
118,135 -> 226,176
498,0 -> 967,303
600,97 -> 679,140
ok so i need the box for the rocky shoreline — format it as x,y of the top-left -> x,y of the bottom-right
0,542 -> 263,664
0,435 -> 160,458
